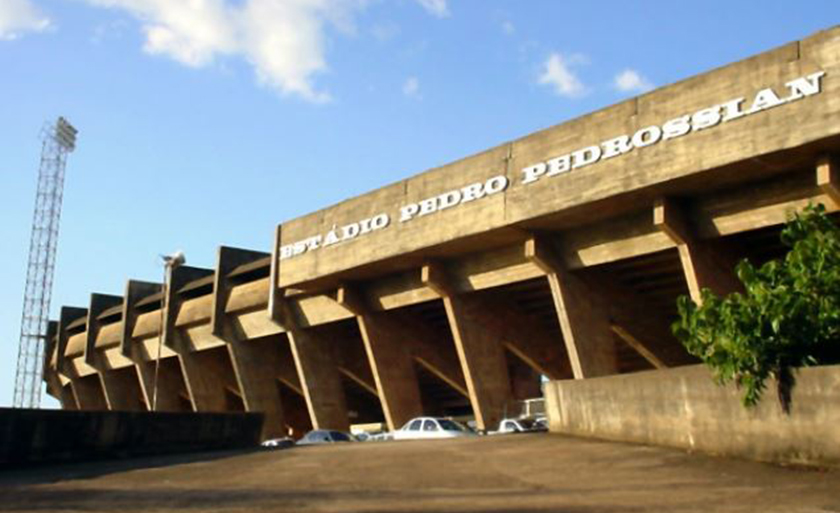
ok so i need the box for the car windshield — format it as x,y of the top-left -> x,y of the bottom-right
407,419 -> 423,431
437,419 -> 465,432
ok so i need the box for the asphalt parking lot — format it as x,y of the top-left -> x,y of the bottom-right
1,434 -> 838,512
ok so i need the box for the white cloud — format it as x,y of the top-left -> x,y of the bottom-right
371,21 -> 399,42
0,0 -> 50,40
614,69 -> 654,93
83,0 -> 368,103
402,76 -> 420,99
538,52 -> 586,98
501,20 -> 514,35
415,0 -> 449,18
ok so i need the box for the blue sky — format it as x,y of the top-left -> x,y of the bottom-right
0,0 -> 836,407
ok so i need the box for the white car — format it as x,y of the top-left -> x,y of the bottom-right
492,418 -> 547,435
393,417 -> 477,441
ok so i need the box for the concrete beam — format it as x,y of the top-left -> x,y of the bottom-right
526,237 -> 618,379
422,262 -> 513,431
211,246 -> 270,337
655,198 -> 742,304
57,306 -> 87,377
83,293 -> 147,411
817,155 -> 840,208
163,266 -> 214,350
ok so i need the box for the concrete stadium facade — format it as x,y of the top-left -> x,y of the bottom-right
44,27 -> 840,439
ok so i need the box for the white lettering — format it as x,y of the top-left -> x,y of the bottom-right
439,190 -> 462,210
400,204 -> 419,222
371,213 -> 390,230
691,106 -> 722,131
571,146 -> 601,169
662,115 -> 691,140
748,88 -> 784,113
720,97 -> 746,122
631,125 -> 662,148
600,136 -> 632,159
785,71 -> 825,101
418,198 -> 437,216
461,182 -> 485,202
546,155 -> 572,176
521,163 -> 547,184
484,175 -> 509,194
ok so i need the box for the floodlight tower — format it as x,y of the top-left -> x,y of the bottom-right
13,117 -> 78,408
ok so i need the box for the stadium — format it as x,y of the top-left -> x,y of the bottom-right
44,26 -> 840,440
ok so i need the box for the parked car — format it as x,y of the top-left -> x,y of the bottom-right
296,429 -> 356,446
492,418 -> 548,435
393,417 -> 478,441
261,437 -> 295,449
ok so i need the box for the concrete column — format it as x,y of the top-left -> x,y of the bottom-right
72,375 -> 108,410
286,328 -> 349,431
355,310 -> 424,431
423,264 -> 513,431
85,293 -> 146,411
655,198 -> 742,304
269,227 -> 349,431
225,333 -> 289,439
177,342 -> 243,412
526,238 -> 619,379
99,369 -> 145,411
59,383 -> 79,410
136,356 -> 189,412
120,280 -> 163,411
338,283 -> 468,418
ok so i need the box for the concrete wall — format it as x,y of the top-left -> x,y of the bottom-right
544,364 -> 840,466
0,408 -> 263,467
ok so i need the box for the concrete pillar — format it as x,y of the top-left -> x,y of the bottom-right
60,383 -> 79,410
655,198 -> 742,304
99,368 -> 145,411
226,333 -> 289,439
286,328 -> 349,431
177,343 -> 243,412
356,310 -> 424,431
136,356 -> 189,412
72,375 -> 108,410
338,282 -> 468,420
526,238 -> 619,379
423,264 -> 513,431
120,280 -> 164,411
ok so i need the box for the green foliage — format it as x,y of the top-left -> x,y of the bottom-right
672,204 -> 840,412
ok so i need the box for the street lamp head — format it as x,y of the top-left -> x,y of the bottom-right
161,250 -> 186,269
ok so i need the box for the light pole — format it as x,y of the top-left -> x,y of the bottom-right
152,250 -> 185,412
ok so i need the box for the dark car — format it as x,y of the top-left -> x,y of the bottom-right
296,429 -> 356,446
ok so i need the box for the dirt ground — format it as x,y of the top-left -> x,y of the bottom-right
1,434 -> 838,513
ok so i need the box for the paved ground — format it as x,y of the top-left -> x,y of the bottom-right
1,434 -> 838,512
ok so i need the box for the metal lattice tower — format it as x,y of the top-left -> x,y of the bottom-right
13,117 -> 77,408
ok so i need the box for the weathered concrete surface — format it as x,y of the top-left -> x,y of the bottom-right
0,409 -> 263,467
545,364 -> 840,466
1,435 -> 838,512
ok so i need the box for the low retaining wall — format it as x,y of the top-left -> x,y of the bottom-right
0,409 -> 263,467
544,364 -> 840,466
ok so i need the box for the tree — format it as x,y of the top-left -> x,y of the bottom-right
672,204 -> 840,412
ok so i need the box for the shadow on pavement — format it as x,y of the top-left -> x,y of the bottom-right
0,448 -> 261,486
